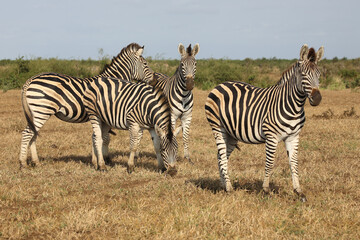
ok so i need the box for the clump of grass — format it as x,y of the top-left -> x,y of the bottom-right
313,108 -> 335,119
313,107 -> 359,119
340,107 -> 359,119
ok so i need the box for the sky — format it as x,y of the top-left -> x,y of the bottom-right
1,0 -> 359,60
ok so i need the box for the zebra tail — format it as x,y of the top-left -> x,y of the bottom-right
21,88 -> 38,136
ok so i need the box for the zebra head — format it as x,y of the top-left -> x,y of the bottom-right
178,43 -> 200,90
298,44 -> 324,106
130,45 -> 154,83
102,43 -> 154,83
155,124 -> 182,176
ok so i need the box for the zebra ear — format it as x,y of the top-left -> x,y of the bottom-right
300,44 -> 309,61
178,43 -> 186,57
154,124 -> 166,138
136,47 -> 144,56
174,125 -> 182,137
191,43 -> 200,56
316,46 -> 324,63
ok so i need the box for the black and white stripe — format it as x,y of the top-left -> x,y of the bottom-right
19,43 -> 154,168
205,44 -> 324,201
152,43 -> 199,161
83,77 -> 180,173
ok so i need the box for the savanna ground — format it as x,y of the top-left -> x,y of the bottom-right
0,87 -> 359,239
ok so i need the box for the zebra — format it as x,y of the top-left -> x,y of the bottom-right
19,43 -> 154,169
145,43 -> 199,162
83,76 -> 181,173
205,44 -> 324,202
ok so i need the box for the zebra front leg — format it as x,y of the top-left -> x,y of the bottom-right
181,112 -> 192,163
262,137 -> 279,193
214,129 -> 233,192
127,124 -> 142,173
149,128 -> 166,172
90,116 -> 107,171
285,135 -> 307,202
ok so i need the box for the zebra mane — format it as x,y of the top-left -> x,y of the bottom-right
276,62 -> 297,86
99,43 -> 143,74
186,44 -> 192,56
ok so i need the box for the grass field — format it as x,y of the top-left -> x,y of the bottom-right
0,88 -> 359,239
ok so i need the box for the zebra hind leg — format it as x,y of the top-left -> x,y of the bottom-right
29,134 -> 40,167
19,125 -> 35,168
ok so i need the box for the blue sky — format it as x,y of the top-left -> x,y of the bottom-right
1,0 -> 359,60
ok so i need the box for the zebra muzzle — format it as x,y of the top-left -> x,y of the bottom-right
310,88 -> 322,106
186,77 -> 194,90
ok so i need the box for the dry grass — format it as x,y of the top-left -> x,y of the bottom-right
0,88 -> 359,239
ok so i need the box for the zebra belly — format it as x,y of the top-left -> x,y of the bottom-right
221,114 -> 266,144
94,103 -> 129,130
54,108 -> 88,123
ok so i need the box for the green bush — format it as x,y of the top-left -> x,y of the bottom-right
1,57 -> 360,91
339,69 -> 359,88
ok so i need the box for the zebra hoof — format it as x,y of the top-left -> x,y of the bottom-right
225,182 -> 233,192
30,161 -> 40,167
185,157 -> 194,165
104,157 -> 114,167
294,190 -> 307,202
127,165 -> 135,174
262,187 -> 270,194
19,164 -> 30,170
97,165 -> 108,172
299,194 -> 307,203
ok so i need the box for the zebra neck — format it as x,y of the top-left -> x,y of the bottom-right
174,68 -> 192,95
275,72 -> 307,114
